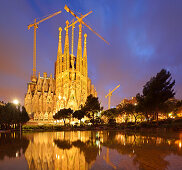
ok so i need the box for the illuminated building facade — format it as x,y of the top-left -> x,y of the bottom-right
119,97 -> 137,106
24,22 -> 97,121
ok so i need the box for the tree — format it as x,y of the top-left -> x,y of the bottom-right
136,69 -> 175,121
160,99 -> 182,118
82,95 -> 102,125
1,103 -> 19,129
0,105 -> 4,129
20,106 -> 30,124
101,108 -> 118,123
53,108 -> 73,125
117,104 -> 129,123
72,110 -> 85,124
121,103 -> 142,123
0,103 -> 29,130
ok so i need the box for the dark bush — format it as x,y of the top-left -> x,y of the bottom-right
173,118 -> 182,123
108,118 -> 116,125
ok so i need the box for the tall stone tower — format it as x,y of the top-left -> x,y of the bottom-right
24,22 -> 97,122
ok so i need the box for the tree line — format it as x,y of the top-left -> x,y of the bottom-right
0,103 -> 29,130
53,94 -> 103,125
103,69 -> 182,123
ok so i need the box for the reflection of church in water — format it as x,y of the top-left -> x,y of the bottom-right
24,132 -> 100,170
24,21 -> 97,121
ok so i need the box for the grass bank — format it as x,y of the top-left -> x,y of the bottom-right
21,118 -> 182,132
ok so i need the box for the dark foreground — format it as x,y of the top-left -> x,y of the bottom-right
0,130 -> 182,170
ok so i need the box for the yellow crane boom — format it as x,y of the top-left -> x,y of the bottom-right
66,11 -> 92,56
28,11 -> 61,29
66,11 -> 92,29
28,10 -> 62,80
64,5 -> 109,45
105,84 -> 120,109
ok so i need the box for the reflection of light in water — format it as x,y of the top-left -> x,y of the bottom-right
56,154 -> 60,160
23,131 -> 182,170
179,142 -> 181,148
114,133 -> 178,147
96,140 -> 100,146
168,140 -> 171,145
175,140 -> 182,149
25,132 -> 99,170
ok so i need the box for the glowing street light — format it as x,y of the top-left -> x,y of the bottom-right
13,99 -> 19,105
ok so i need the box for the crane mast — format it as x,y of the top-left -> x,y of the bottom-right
105,84 -> 120,109
28,10 -> 62,81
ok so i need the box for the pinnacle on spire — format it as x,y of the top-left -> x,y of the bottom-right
71,20 -> 75,55
71,22 -> 75,72
57,27 -> 62,74
27,84 -> 31,94
76,23 -> 82,72
83,33 -> 88,77
64,20 -> 69,71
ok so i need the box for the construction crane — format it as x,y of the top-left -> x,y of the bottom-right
64,5 -> 109,45
105,84 -> 120,109
28,10 -> 62,80
68,11 -> 92,56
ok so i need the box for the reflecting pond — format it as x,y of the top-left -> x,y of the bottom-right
0,131 -> 182,170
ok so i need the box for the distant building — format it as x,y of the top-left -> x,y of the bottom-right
118,97 -> 137,107
116,97 -> 182,122
24,22 -> 97,122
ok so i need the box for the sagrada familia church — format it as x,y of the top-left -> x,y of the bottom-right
24,20 -> 97,122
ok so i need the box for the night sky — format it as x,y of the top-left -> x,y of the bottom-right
0,0 -> 182,108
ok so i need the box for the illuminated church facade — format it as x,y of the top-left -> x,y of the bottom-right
24,22 -> 97,121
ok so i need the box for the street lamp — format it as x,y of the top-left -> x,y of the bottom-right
13,99 -> 19,105
12,99 -> 22,135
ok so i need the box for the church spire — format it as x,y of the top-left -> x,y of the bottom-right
57,27 -> 62,74
64,20 -> 69,71
83,33 -> 88,77
76,23 -> 82,72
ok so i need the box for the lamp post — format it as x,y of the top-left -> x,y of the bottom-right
13,99 -> 22,136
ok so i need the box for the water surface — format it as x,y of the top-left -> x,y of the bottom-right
0,131 -> 182,170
